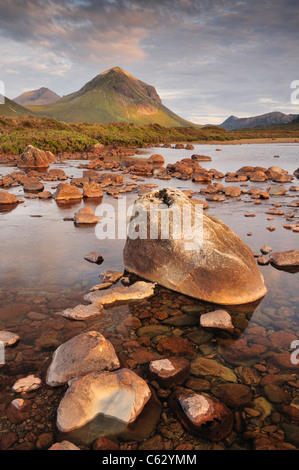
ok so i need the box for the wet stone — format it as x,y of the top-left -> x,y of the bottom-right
84,252 -> 104,264
170,391 -> 234,442
149,357 -> 190,387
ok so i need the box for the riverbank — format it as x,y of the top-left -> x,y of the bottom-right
1,115 -> 299,156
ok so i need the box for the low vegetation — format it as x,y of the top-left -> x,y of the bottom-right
0,115 -> 298,155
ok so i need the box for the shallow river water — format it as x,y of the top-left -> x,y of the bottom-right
0,142 -> 298,450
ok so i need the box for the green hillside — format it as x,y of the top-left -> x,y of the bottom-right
0,94 -> 34,117
27,67 -> 199,127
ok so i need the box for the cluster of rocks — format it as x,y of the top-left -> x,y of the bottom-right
0,271 -> 298,450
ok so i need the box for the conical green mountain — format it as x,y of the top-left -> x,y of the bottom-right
28,67 -> 197,127
0,94 -> 34,117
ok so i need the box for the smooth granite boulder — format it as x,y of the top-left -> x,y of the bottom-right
123,188 -> 267,305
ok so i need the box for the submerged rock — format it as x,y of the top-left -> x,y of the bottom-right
123,188 -> 267,305
46,331 -> 120,387
190,356 -> 237,382
84,281 -> 156,306
56,369 -> 151,434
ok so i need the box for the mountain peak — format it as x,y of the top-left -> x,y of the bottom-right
28,67 -> 196,127
14,87 -> 61,106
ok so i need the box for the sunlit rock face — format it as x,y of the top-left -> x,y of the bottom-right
17,145 -> 52,168
46,331 -> 120,387
169,391 -> 233,441
84,281 -> 156,306
56,369 -> 151,436
123,188 -> 267,305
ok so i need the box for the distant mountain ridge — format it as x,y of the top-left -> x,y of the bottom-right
220,112 -> 299,130
26,67 -> 198,127
14,87 -> 61,106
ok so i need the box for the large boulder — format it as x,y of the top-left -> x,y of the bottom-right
123,188 -> 267,305
46,331 -> 120,387
17,145 -> 51,168
56,369 -> 151,434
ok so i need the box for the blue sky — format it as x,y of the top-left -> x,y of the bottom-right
0,0 -> 298,124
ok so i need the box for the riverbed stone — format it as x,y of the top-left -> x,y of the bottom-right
56,369 -> 151,434
46,331 -> 120,387
17,145 -> 51,168
200,310 -> 234,331
54,182 -> 83,201
170,391 -> 233,441
0,190 -> 18,204
149,357 -> 190,387
123,188 -> 267,305
83,182 -> 103,198
190,356 -> 237,382
84,252 -> 104,264
269,250 -> 299,273
84,281 -> 156,307
211,383 -> 252,408
12,375 -> 42,393
57,303 -> 104,321
0,331 -> 20,346
48,441 -> 80,450
74,207 -> 99,224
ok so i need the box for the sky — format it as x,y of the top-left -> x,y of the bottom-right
0,0 -> 298,124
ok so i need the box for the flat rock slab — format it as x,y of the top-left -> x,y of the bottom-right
190,356 -> 237,383
137,325 -> 170,339
0,331 -> 20,346
57,303 -> 103,321
269,250 -> 299,273
12,375 -> 42,393
56,369 -> 151,435
149,357 -> 190,387
46,331 -> 120,387
84,281 -> 156,307
200,310 -> 234,331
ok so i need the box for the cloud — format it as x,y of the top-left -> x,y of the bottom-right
0,0 -> 298,123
